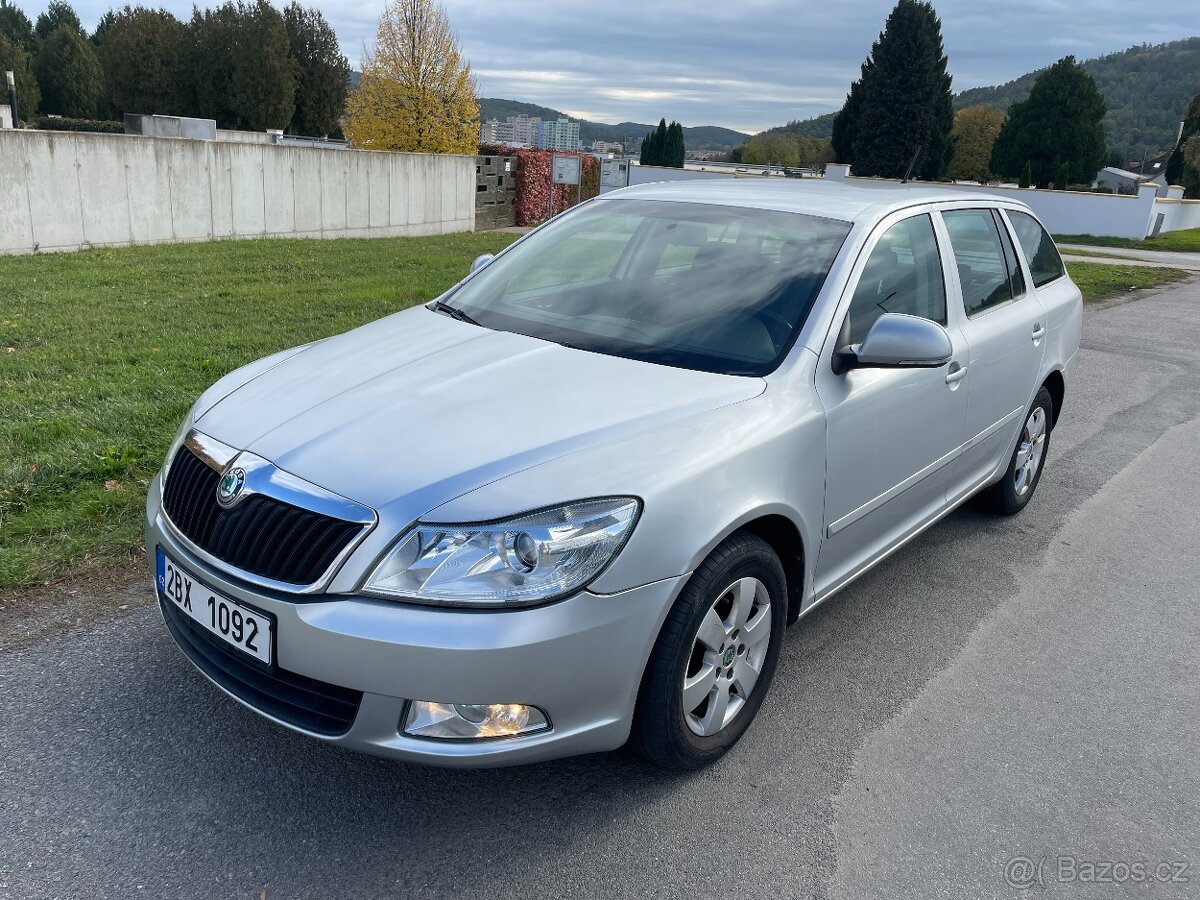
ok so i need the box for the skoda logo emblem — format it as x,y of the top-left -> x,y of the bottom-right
217,467 -> 246,507
723,646 -> 736,666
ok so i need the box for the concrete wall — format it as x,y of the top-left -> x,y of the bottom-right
598,162 -> 739,194
1154,198 -> 1200,234
0,129 -> 474,255
612,161 -> 1180,239
826,165 -> 1163,238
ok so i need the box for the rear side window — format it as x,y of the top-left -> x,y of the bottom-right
845,214 -> 946,345
992,210 -> 1026,300
943,209 -> 1016,317
1007,210 -> 1066,287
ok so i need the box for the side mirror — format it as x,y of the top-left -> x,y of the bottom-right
833,313 -> 952,375
470,254 -> 494,274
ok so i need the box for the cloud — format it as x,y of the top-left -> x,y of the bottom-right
24,0 -> 1197,133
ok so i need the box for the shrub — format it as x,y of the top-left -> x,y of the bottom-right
32,115 -> 124,133
479,144 -> 600,226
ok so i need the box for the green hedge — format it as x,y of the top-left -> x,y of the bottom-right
32,116 -> 125,134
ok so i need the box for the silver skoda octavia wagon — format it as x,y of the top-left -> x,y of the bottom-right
148,179 -> 1081,769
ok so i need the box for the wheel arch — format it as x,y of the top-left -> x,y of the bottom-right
1042,368 -> 1065,428
683,507 -> 810,626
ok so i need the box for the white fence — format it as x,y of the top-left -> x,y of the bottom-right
609,161 -> 1198,239
0,130 -> 475,255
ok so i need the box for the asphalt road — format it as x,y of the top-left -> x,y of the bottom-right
3,281 -> 1199,900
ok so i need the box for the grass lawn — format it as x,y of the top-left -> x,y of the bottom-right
1065,260 -> 1189,301
0,232 -> 519,590
1058,247 -> 1134,261
1054,227 -> 1200,253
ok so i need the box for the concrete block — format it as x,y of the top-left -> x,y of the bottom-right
406,154 -> 428,226
124,136 -> 172,244
0,134 -> 35,252
319,152 -> 348,235
368,152 -> 390,229
208,142 -> 235,238
167,139 -> 212,241
263,147 -> 296,235
74,133 -> 133,247
293,149 -> 322,234
346,152 -> 370,231
228,144 -> 266,236
388,153 -> 410,227
23,131 -> 84,250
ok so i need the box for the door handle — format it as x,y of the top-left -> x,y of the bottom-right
945,362 -> 968,385
1032,322 -> 1046,340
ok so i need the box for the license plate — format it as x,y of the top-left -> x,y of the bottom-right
157,547 -> 273,665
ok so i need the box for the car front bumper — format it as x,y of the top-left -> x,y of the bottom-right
146,477 -> 683,767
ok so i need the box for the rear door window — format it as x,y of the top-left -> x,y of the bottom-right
942,209 -> 1016,317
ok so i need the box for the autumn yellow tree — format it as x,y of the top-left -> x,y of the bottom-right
344,0 -> 478,153
946,104 -> 1006,183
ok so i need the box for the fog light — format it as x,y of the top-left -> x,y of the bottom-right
403,701 -> 550,740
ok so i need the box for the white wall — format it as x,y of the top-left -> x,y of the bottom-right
603,161 -> 1188,239
889,179 -> 1160,239
598,162 -> 739,194
0,130 -> 475,255
1154,198 -> 1200,234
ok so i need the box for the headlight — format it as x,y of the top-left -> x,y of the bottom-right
362,497 -> 640,607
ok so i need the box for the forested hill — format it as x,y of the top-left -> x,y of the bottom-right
766,37 -> 1200,157
956,38 -> 1200,156
477,98 -> 748,151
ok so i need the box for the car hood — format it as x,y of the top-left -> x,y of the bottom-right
196,305 -> 764,519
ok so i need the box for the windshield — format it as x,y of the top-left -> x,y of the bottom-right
446,198 -> 852,376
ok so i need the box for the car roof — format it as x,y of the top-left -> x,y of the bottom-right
603,177 -> 1022,224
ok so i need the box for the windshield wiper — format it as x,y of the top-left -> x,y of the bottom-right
428,299 -> 482,326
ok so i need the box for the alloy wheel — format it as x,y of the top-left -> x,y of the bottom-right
681,576 -> 772,736
1014,406 -> 1047,496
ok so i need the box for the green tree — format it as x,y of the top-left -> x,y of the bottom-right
185,0 -> 297,130
1054,161 -> 1069,190
35,0 -> 83,39
1019,160 -> 1032,188
664,120 -> 685,167
98,6 -> 186,117
35,24 -> 102,117
1165,91 -> 1199,187
0,32 -> 39,118
640,118 -> 668,166
0,0 -> 36,52
652,117 -> 668,165
835,0 -> 953,179
946,104 -> 1005,181
831,76 -> 865,163
639,128 -> 657,165
1182,135 -> 1200,197
990,56 -> 1106,187
283,3 -> 349,136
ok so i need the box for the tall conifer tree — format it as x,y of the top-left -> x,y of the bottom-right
989,56 -> 1106,187
832,0 -> 952,179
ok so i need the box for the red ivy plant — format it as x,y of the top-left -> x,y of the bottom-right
479,144 -> 601,226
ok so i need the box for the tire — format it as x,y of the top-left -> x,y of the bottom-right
979,386 -> 1054,515
629,531 -> 787,770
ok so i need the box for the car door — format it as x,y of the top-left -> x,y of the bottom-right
813,211 -> 970,599
939,208 -> 1046,502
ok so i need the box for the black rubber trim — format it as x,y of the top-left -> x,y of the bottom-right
160,595 -> 362,736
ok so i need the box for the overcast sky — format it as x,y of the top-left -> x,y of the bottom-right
28,0 -> 1198,133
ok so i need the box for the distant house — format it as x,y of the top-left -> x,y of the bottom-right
1094,165 -> 1168,196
